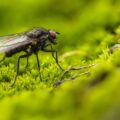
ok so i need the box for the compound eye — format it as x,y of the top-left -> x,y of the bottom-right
49,30 -> 57,39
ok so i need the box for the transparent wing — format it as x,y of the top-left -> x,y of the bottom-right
0,33 -> 32,52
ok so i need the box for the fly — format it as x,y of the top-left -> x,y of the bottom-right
0,27 -> 64,87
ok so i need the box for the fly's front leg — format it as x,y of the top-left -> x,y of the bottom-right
52,51 -> 64,71
43,49 -> 64,71
50,45 -> 57,60
10,52 -> 32,87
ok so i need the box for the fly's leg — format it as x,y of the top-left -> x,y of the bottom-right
35,52 -> 42,81
50,45 -> 64,71
10,53 -> 32,87
26,56 -> 29,68
52,51 -> 63,71
24,50 -> 29,68
43,49 -> 64,71
52,50 -> 64,71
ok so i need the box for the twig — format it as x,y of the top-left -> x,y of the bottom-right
60,64 -> 95,81
53,64 -> 96,87
68,71 -> 90,80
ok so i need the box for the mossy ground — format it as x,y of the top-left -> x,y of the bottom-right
0,0 -> 120,120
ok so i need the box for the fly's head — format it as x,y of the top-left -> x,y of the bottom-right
48,30 -> 60,44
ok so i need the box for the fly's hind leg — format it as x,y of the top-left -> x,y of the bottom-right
34,52 -> 42,81
24,50 -> 29,68
10,52 -> 32,87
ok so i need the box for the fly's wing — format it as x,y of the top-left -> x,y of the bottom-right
0,33 -> 32,52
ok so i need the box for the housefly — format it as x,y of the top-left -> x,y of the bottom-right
0,27 -> 63,87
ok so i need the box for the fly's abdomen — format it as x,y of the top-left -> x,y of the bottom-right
5,44 -> 29,57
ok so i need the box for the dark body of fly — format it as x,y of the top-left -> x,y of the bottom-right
0,28 -> 63,86
5,43 -> 30,57
5,28 -> 51,57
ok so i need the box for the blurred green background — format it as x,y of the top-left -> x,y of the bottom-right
0,0 -> 120,120
0,0 -> 120,52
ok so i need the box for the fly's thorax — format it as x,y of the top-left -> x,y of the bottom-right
26,28 -> 48,39
39,34 -> 48,40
